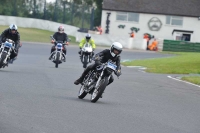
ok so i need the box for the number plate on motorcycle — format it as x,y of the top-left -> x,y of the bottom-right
4,42 -> 12,48
107,62 -> 117,70
57,43 -> 62,49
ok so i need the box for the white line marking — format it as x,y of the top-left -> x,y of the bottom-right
138,70 -> 146,73
127,66 -> 141,68
167,76 -> 200,88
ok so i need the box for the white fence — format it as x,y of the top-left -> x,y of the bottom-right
76,32 -> 148,49
0,15 -> 78,36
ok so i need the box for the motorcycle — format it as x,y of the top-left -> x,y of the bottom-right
78,59 -> 119,103
0,39 -> 16,68
49,36 -> 66,68
80,43 -> 93,68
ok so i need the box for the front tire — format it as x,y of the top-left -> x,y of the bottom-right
83,55 -> 88,68
90,77 -> 109,103
55,52 -> 60,68
78,85 -> 87,99
0,52 -> 7,68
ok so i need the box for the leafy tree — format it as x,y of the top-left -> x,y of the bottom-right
93,0 -> 103,26
0,0 -> 103,29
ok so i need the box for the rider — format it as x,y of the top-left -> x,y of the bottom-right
78,33 -> 96,56
74,42 -> 122,86
49,25 -> 69,62
0,24 -> 20,64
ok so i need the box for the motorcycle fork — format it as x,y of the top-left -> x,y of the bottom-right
0,48 -> 4,57
3,49 -> 11,64
59,51 -> 62,60
95,69 -> 105,89
87,55 -> 90,62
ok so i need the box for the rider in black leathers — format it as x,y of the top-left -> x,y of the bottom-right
49,25 -> 69,62
74,42 -> 123,85
0,24 -> 20,63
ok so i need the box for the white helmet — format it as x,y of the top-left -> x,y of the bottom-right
110,42 -> 123,57
58,25 -> 64,33
85,33 -> 91,40
9,24 -> 18,31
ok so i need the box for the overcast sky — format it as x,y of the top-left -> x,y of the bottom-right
46,0 -> 56,3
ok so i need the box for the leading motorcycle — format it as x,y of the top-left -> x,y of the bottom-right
77,59 -> 119,103
0,39 -> 16,68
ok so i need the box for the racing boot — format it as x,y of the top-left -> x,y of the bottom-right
62,53 -> 66,62
74,76 -> 84,85
74,66 -> 91,85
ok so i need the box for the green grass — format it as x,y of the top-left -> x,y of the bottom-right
182,76 -> 200,85
0,25 -> 76,43
122,52 -> 200,74
122,52 -> 200,85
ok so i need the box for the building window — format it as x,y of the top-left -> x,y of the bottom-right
166,16 -> 183,26
116,12 -> 127,21
116,12 -> 139,22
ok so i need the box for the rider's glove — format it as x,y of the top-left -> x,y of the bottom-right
115,69 -> 122,77
6,39 -> 13,43
8,39 -> 13,43
51,40 -> 55,44
19,42 -> 22,47
94,55 -> 100,60
13,47 -> 18,53
66,42 -> 69,45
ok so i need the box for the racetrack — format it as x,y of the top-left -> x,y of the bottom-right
0,42 -> 200,133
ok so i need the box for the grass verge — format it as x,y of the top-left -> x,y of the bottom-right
122,52 -> 200,85
182,76 -> 200,85
0,25 -> 76,43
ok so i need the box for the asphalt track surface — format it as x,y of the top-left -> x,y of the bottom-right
0,42 -> 200,133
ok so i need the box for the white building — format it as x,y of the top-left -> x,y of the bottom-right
101,0 -> 200,43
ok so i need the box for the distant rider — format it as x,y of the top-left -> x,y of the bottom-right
0,24 -> 21,64
78,33 -> 96,57
49,25 -> 69,62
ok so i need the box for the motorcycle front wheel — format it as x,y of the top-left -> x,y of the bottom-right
83,55 -> 88,68
90,77 -> 108,103
78,85 -> 87,99
0,52 -> 7,68
55,52 -> 60,68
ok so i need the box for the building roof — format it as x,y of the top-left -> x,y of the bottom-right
103,0 -> 200,17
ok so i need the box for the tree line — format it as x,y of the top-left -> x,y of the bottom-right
0,0 -> 103,29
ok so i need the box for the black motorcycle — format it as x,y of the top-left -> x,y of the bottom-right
78,59 -> 119,103
0,39 -> 16,68
49,36 -> 68,68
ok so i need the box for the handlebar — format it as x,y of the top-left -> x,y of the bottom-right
50,35 -> 71,44
6,39 -> 14,43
